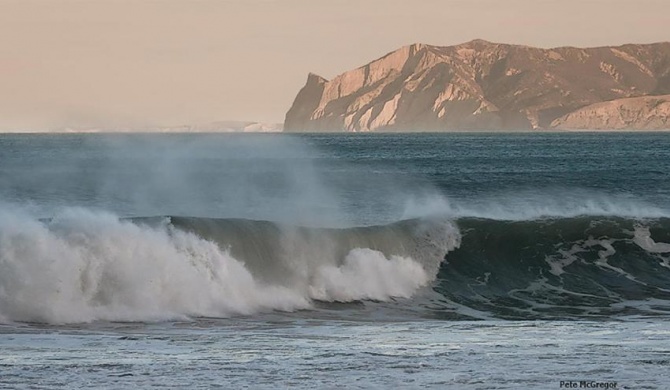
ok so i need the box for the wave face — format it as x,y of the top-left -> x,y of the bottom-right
0,208 -> 459,324
2,207 -> 670,323
435,217 -> 670,320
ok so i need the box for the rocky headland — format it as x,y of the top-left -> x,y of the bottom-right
284,40 -> 670,131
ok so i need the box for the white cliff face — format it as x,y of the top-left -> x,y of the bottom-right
552,95 -> 670,130
284,40 -> 670,132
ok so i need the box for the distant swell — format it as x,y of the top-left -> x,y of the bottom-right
0,209 -> 459,324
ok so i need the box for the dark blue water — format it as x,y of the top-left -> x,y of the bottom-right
1,133 -> 669,222
306,132 -> 669,198
2,133 -> 670,389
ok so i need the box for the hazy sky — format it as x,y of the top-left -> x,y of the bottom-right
1,0 -> 669,130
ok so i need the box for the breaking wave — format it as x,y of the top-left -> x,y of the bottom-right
2,201 -> 670,324
0,208 -> 459,324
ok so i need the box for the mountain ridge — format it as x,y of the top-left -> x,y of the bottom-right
284,40 -> 670,131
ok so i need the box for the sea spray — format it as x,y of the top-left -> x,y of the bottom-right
309,248 -> 429,302
0,207 -> 457,324
0,208 -> 310,323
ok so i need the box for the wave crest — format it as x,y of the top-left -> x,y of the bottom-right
0,208 -> 458,324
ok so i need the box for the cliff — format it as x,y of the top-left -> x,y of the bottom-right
552,95 -> 670,130
284,40 -> 670,131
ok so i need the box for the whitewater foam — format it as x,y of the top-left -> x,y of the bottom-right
0,208 -> 449,324
0,208 -> 310,323
633,225 -> 670,253
309,248 -> 430,302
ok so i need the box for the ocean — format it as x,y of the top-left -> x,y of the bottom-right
1,132 -> 669,389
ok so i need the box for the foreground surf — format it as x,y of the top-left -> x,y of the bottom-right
0,209 -> 458,324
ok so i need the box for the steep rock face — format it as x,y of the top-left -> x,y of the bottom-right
284,40 -> 670,131
552,95 -> 670,130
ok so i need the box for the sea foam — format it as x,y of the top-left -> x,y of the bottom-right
0,208 -> 450,324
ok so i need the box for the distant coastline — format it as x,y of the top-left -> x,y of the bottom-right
0,121 -> 283,134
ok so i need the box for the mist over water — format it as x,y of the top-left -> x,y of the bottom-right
0,134 -> 349,224
3,133 -> 670,222
0,134 -> 462,323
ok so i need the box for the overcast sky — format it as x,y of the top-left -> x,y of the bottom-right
1,0 -> 669,130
